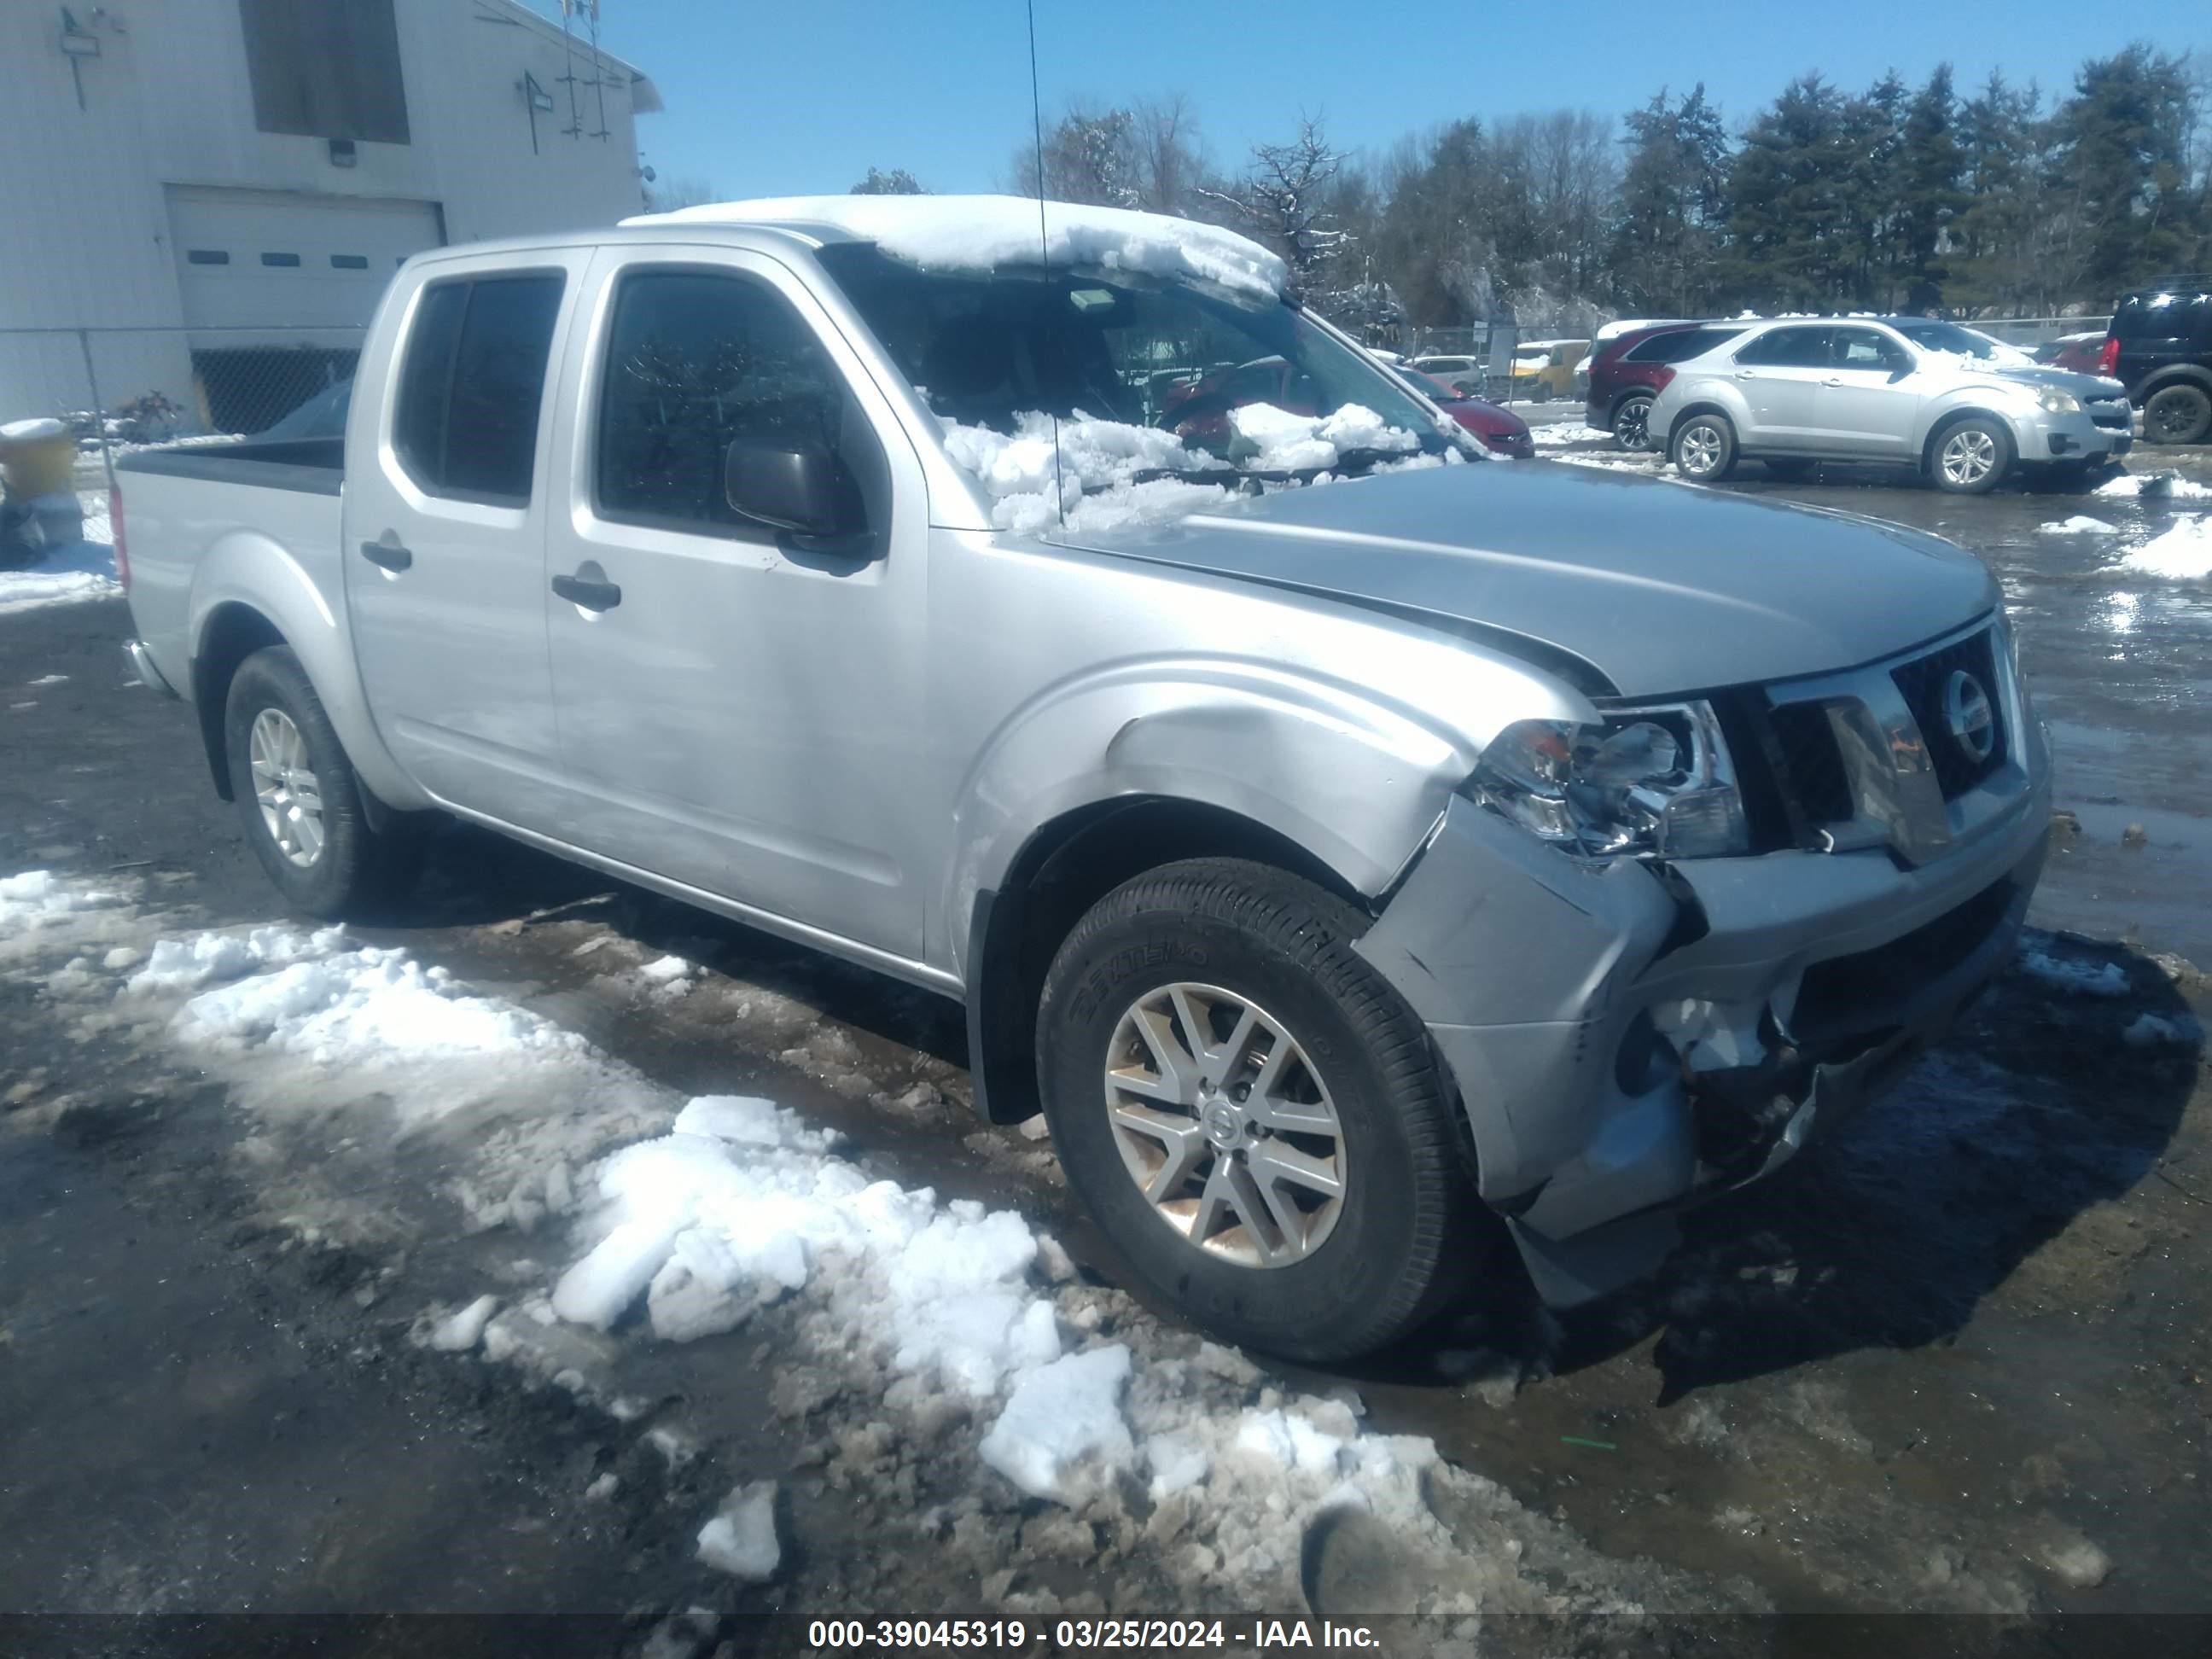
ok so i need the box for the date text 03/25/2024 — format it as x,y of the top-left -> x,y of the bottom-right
805,1620 -> 1383,1650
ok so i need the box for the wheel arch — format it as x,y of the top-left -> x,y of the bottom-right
190,602 -> 288,801
963,796 -> 1382,1126
1664,400 -> 1736,448
1919,405 -> 2022,474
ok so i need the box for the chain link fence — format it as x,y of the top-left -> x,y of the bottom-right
1,325 -> 365,496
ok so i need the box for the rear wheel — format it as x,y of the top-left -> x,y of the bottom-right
1930,416 -> 2014,494
224,646 -> 422,920
1671,412 -> 1738,481
1035,858 -> 1487,1363
2143,382 -> 2212,446
1610,393 -> 1656,452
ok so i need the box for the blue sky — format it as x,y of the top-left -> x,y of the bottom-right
548,1 -> 2209,200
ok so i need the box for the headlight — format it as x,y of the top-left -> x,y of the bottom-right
2036,387 -> 2081,415
1466,701 -> 1749,859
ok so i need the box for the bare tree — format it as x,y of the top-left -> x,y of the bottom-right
1199,116 -> 1351,284
640,174 -> 721,213
850,167 -> 925,195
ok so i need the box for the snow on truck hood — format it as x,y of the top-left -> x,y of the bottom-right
1050,459 -> 2000,700
626,194 -> 1289,302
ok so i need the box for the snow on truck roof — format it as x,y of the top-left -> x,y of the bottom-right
623,195 -> 1289,301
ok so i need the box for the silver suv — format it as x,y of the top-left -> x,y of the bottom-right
1652,317 -> 2134,492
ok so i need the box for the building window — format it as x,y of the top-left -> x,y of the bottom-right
237,0 -> 410,145
261,253 -> 302,268
186,250 -> 230,265
330,254 -> 370,270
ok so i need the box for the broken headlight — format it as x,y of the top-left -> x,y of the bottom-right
1467,701 -> 1749,859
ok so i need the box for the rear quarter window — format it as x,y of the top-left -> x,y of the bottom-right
1625,328 -> 1741,364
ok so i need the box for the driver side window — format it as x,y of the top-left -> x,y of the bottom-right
1736,327 -> 1829,368
595,267 -> 862,537
1831,329 -> 1906,371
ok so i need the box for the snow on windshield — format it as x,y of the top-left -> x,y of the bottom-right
940,406 -> 1452,537
627,195 -> 1289,303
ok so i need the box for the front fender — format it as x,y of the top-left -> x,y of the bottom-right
946,657 -> 1517,979
189,531 -> 427,810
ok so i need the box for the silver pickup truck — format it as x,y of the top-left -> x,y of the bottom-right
117,196 -> 2051,1361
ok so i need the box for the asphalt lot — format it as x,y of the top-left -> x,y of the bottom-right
2,449 -> 2208,1643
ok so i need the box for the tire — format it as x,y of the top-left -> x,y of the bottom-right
1035,858 -> 1488,1363
1929,416 -> 2015,494
2143,382 -> 2212,446
1610,393 -> 1656,452
1762,457 -> 1818,481
1670,411 -> 1738,481
224,645 -> 421,920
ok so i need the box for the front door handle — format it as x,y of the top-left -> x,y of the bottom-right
1821,376 -> 1844,387
551,572 -> 622,613
360,538 -> 413,573
1733,370 -> 1757,381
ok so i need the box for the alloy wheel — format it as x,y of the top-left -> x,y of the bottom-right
1940,427 -> 1998,486
1102,981 -> 1348,1268
1678,422 -> 1724,477
248,707 -> 326,868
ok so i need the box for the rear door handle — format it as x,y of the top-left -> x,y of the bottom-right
359,538 -> 412,573
551,572 -> 622,613
1733,370 -> 1757,380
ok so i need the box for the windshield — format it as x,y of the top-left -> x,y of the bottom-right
815,242 -> 1453,475
1892,321 -> 2034,365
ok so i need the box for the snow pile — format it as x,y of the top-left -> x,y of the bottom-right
1229,402 -> 1419,470
178,940 -> 588,1066
696,1481 -> 781,1580
940,405 -> 1441,536
2017,947 -> 2128,998
0,566 -> 118,614
630,195 -> 1288,302
2096,472 -> 2212,501
978,1344 -> 1135,1501
2118,515 -> 2212,580
940,409 -> 1233,534
0,869 -> 124,932
2122,1010 -> 2205,1049
426,1294 -> 502,1353
1532,423 -> 1614,447
129,923 -> 346,992
2035,515 -> 2117,536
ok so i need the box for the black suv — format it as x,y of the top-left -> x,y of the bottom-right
2102,280 -> 2212,445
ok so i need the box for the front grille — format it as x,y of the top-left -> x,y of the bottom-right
2088,400 -> 2133,429
1891,629 -> 2006,797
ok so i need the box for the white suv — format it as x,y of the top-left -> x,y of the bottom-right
1650,317 -> 2134,493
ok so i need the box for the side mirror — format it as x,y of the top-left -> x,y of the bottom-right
724,439 -> 850,539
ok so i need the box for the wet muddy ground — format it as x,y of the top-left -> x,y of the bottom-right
2,451 -> 2208,1635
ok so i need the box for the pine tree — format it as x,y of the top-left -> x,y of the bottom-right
1608,85 -> 1731,315
1725,75 -> 1857,308
1889,67 -> 1969,311
2052,46 -> 2200,299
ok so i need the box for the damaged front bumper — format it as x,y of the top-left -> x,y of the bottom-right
1357,753 -> 2052,1307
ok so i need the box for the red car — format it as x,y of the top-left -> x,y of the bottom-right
1400,368 -> 1534,458
1585,321 -> 1746,451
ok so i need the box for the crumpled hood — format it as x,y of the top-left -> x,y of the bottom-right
1056,460 -> 1999,698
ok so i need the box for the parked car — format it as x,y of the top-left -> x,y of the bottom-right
1408,353 -> 1485,395
2034,331 -> 2109,375
1399,367 -> 1534,457
1586,322 -> 1747,451
114,195 -> 2051,1361
2100,280 -> 2212,445
1653,316 -> 2133,492
1509,339 -> 1589,402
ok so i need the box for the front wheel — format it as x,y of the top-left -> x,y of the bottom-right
1930,417 -> 2015,493
1671,412 -> 1738,481
1035,859 -> 1487,1363
2143,382 -> 2212,446
224,646 -> 422,920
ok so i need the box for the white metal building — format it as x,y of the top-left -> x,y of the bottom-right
1,0 -> 661,428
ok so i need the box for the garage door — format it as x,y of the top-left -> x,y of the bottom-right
164,186 -> 445,332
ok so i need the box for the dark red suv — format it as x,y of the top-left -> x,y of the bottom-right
1586,322 -> 1747,451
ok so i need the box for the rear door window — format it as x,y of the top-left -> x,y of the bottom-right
393,273 -> 565,504
1735,327 -> 1828,368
